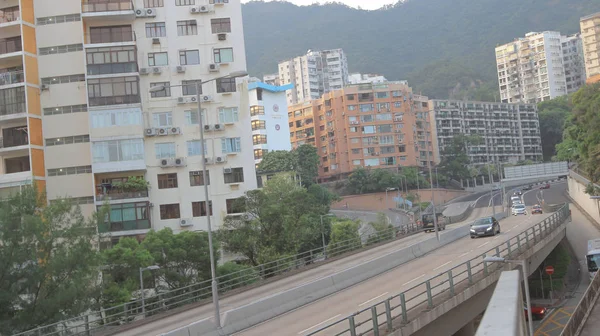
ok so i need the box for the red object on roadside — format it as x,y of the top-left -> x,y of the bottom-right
545,265 -> 554,275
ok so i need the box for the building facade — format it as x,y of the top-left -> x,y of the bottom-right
278,48 -> 349,106
430,100 -> 542,165
9,0 -> 256,246
562,34 -> 587,93
495,31 -> 567,103
288,82 -> 437,181
581,12 -> 600,83
347,73 -> 388,85
248,81 -> 293,166
262,73 -> 279,86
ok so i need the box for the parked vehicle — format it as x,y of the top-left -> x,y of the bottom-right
470,216 -> 500,238
587,239 -> 600,280
524,305 -> 547,320
422,212 -> 445,232
540,183 -> 550,189
532,204 -> 543,214
512,204 -> 527,216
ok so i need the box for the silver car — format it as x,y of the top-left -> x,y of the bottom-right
512,204 -> 527,216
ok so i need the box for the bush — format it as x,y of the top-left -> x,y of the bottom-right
217,262 -> 259,291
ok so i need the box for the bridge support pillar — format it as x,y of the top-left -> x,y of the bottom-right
453,320 -> 475,336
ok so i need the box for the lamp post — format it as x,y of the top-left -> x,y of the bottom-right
484,257 -> 533,336
385,187 -> 396,209
139,265 -> 160,315
148,70 -> 248,328
423,111 -> 440,242
320,214 -> 335,259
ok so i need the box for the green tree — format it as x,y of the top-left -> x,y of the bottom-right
327,219 -> 361,257
366,213 -> 394,245
0,187 -> 102,334
216,262 -> 259,291
257,150 -> 296,172
295,144 -> 319,185
538,96 -> 571,161
438,134 -> 483,181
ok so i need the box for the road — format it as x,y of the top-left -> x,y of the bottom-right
234,185 -> 564,336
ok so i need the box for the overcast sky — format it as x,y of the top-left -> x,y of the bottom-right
241,0 -> 395,10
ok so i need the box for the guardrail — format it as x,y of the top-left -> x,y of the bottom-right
560,262 -> 600,336
306,204 -> 570,336
12,217 -> 423,336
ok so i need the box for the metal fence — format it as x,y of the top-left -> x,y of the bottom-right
560,264 -> 600,336
305,204 -> 570,336
13,218 -> 423,336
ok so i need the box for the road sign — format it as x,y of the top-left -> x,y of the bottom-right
545,265 -> 554,275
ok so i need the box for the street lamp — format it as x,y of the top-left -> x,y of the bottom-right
139,265 -> 160,315
320,214 -> 335,259
148,70 -> 248,328
484,257 -> 533,336
385,187 -> 396,209
423,111 -> 440,242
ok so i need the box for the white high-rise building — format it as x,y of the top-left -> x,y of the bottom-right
21,0 -> 256,247
496,31 -> 567,103
561,34 -> 587,93
347,73 -> 388,84
278,49 -> 349,106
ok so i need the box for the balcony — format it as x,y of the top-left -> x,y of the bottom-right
81,0 -> 135,21
0,69 -> 23,87
0,6 -> 19,25
0,37 -> 22,59
85,29 -> 135,47
0,87 -> 25,118
86,46 -> 138,76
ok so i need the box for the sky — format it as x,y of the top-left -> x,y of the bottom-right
241,0 -> 396,10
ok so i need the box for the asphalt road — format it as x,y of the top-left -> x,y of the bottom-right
234,191 -> 562,336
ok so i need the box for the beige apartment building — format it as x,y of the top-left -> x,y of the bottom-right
581,12 -> 600,83
0,0 -> 256,247
288,82 -> 438,181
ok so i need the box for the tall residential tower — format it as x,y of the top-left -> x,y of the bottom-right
581,12 -> 600,83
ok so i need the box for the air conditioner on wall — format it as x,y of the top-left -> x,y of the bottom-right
158,127 -> 169,135
201,95 -> 213,102
145,128 -> 156,136
176,66 -> 186,73
215,156 -> 227,163
146,8 -> 157,17
174,157 -> 185,166
209,63 -> 220,72
180,218 -> 193,227
213,124 -> 225,131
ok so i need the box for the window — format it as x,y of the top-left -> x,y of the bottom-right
44,104 -> 87,116
160,204 -> 180,219
213,48 -> 233,63
192,201 -> 213,217
87,76 -> 140,106
144,0 -> 164,7
155,143 -> 176,159
362,126 -> 375,134
152,112 -> 172,127
377,124 -> 392,133
211,18 -> 231,34
250,105 -> 265,116
253,134 -> 267,145
251,120 -> 266,130
182,80 -> 201,96
177,20 -> 197,36
221,137 -> 241,153
157,173 -> 178,189
351,148 -> 360,154
394,102 -> 402,108
216,77 -> 236,93
41,74 -> 85,86
100,202 -> 150,231
46,135 -> 90,146
91,109 -> 142,128
90,26 -> 133,44
145,22 -> 166,37
254,149 -> 267,159
226,198 -> 244,214
209,0 -> 228,3
150,82 -> 170,98
224,167 -> 244,184
360,104 -> 374,112
37,13 -> 81,25
92,139 -> 144,162
218,107 -> 239,123
47,165 -> 92,176
376,92 -> 389,98
184,109 -> 206,125
39,43 -> 83,56
353,160 -> 361,165
86,46 -> 137,76
148,52 -> 168,66
190,170 -> 210,186
179,50 -> 200,65
399,145 -> 406,153
176,0 -> 194,5
187,140 -> 207,156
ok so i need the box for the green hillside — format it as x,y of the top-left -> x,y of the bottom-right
241,0 -> 598,99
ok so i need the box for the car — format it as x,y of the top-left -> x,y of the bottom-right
510,196 -> 522,206
540,183 -> 550,189
524,305 -> 547,320
532,204 -> 543,214
512,204 -> 527,216
522,185 -> 532,191
492,184 -> 501,191
470,216 -> 500,238
514,190 -> 522,196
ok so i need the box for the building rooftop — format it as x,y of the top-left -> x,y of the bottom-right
581,11 -> 600,21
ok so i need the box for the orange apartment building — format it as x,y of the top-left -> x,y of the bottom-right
288,82 -> 438,181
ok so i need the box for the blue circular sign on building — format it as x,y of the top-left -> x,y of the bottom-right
273,104 -> 280,112
275,124 -> 281,131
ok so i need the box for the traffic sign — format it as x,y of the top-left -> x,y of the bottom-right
545,265 -> 554,275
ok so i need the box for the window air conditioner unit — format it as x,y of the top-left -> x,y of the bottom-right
177,97 -> 186,104
152,38 -> 161,45
215,156 -> 227,163
180,218 -> 193,227
213,123 -> 225,131
201,95 -> 213,102
41,84 -> 49,90
160,158 -> 172,167
145,8 -> 157,17
157,127 -> 169,135
169,127 -> 181,135
152,67 -> 162,74
145,128 -> 156,136
204,124 -> 214,131
209,63 -> 220,72
140,68 -> 150,75
174,157 -> 185,166
218,33 -> 227,41
199,5 -> 210,12
135,9 -> 146,17
176,65 -> 186,73
223,167 -> 233,174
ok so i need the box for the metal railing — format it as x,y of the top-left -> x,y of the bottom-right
0,6 -> 19,23
0,69 -> 24,86
96,189 -> 148,201
13,218 -> 423,336
560,264 -> 600,336
306,204 -> 570,336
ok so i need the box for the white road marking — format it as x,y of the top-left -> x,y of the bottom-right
402,274 -> 425,286
358,292 -> 389,307
434,260 -> 453,271
298,314 -> 341,334
506,228 -> 512,233
477,241 -> 490,248
458,251 -> 472,258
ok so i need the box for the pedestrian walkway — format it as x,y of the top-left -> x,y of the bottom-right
534,307 -> 574,336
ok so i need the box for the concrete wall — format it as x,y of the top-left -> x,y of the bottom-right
568,171 -> 600,224
331,188 -> 470,211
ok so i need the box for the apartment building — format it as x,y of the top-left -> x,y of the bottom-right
562,34 -> 587,93
581,12 -> 600,83
430,100 -> 542,165
347,73 -> 387,85
248,80 -> 293,166
262,73 -> 279,86
9,0 -> 255,246
288,82 -> 437,181
496,31 -> 567,103
278,48 -> 349,106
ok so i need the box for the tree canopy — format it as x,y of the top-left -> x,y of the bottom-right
538,96 -> 571,161
257,144 -> 319,186
438,134 -> 483,181
345,166 -> 430,195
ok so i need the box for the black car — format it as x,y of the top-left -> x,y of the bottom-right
522,185 -> 532,191
470,216 -> 500,238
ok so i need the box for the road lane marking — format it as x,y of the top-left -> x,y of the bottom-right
434,261 -> 453,271
402,274 -> 425,286
477,241 -> 490,248
458,251 -> 472,258
298,314 -> 341,334
358,292 -> 389,306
